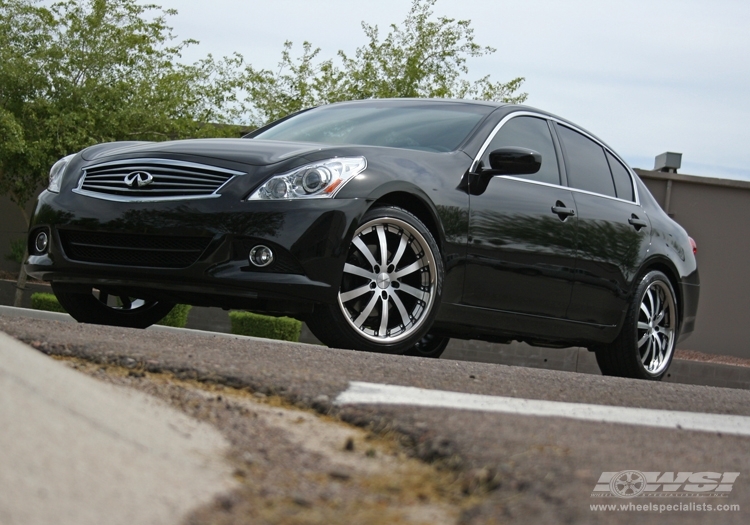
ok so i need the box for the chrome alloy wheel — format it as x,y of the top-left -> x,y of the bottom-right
337,217 -> 437,344
637,280 -> 676,375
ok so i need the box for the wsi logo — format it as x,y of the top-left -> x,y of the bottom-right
592,471 -> 740,498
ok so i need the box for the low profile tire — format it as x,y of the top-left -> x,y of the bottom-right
403,332 -> 450,359
52,284 -> 175,329
307,206 -> 444,354
594,270 -> 678,380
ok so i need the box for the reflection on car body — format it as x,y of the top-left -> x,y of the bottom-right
26,98 -> 699,380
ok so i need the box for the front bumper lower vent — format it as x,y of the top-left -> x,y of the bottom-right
60,230 -> 211,268
73,158 -> 245,202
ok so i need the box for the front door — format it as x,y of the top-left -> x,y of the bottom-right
463,115 -> 578,319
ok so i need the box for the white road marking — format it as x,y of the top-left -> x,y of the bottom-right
335,381 -> 750,437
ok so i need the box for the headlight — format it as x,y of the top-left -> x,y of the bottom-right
48,154 -> 76,193
249,157 -> 367,200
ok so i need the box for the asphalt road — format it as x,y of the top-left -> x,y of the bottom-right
1,312 -> 748,524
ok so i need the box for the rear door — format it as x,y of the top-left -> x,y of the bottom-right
554,123 -> 651,326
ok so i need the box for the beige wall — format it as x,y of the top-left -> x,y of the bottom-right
636,169 -> 750,358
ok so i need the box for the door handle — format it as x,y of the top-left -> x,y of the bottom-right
551,201 -> 575,221
628,214 -> 648,230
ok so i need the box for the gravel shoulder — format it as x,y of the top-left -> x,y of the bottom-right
56,357 -> 482,525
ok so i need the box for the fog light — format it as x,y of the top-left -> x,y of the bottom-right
249,245 -> 274,267
35,231 -> 49,254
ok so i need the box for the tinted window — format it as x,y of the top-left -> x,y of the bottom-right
606,151 -> 635,201
482,116 -> 560,185
251,103 -> 492,152
557,125 -> 616,198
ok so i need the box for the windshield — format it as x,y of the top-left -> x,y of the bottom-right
250,102 -> 493,152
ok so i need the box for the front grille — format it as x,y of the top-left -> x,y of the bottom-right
60,230 -> 211,268
74,158 -> 245,201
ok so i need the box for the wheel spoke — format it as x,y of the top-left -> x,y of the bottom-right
339,285 -> 372,303
98,291 -> 109,306
391,292 -> 411,326
641,338 -> 652,364
398,283 -> 426,299
352,236 -> 379,270
119,296 -> 132,310
376,225 -> 389,268
653,333 -> 664,358
653,290 -> 662,321
390,233 -> 408,268
379,296 -> 389,335
647,288 -> 655,319
392,260 -> 423,280
640,301 -> 651,321
637,331 -> 649,347
641,290 -> 654,321
353,292 -> 380,328
653,305 -> 666,325
344,263 -> 377,280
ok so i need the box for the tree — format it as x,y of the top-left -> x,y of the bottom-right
0,0 -> 245,209
0,0 -> 245,304
245,0 -> 527,125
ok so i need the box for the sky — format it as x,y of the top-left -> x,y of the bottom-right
148,0 -> 750,180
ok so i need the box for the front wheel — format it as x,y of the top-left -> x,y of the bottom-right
594,270 -> 678,380
52,284 -> 176,329
307,206 -> 444,354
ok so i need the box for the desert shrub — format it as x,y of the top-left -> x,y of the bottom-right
229,311 -> 301,342
30,292 -> 66,313
156,304 -> 192,328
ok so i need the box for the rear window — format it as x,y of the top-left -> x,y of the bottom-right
606,151 -> 635,201
251,103 -> 492,152
557,125 -> 616,198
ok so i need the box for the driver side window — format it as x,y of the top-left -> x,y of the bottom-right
482,116 -> 561,185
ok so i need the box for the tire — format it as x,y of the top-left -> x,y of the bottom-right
52,284 -> 176,329
403,332 -> 450,359
307,206 -> 444,354
594,270 -> 678,380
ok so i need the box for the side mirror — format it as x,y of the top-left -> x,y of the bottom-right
487,147 -> 541,175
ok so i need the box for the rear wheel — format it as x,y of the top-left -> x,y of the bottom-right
307,206 -> 443,354
52,284 -> 175,329
595,270 -> 678,380
404,332 -> 450,359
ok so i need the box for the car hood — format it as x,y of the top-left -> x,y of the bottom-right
80,139 -> 329,167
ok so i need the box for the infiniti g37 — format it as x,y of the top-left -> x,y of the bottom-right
26,99 -> 699,380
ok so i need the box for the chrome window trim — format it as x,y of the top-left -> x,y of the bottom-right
558,181 -> 642,205
72,158 -> 245,202
471,111 -> 641,206
498,176 -> 642,206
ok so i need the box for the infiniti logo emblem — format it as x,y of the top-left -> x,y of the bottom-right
124,171 -> 154,188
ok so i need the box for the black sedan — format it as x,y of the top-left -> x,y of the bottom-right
25,99 -> 699,380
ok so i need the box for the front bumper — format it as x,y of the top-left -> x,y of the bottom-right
26,190 -> 368,312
